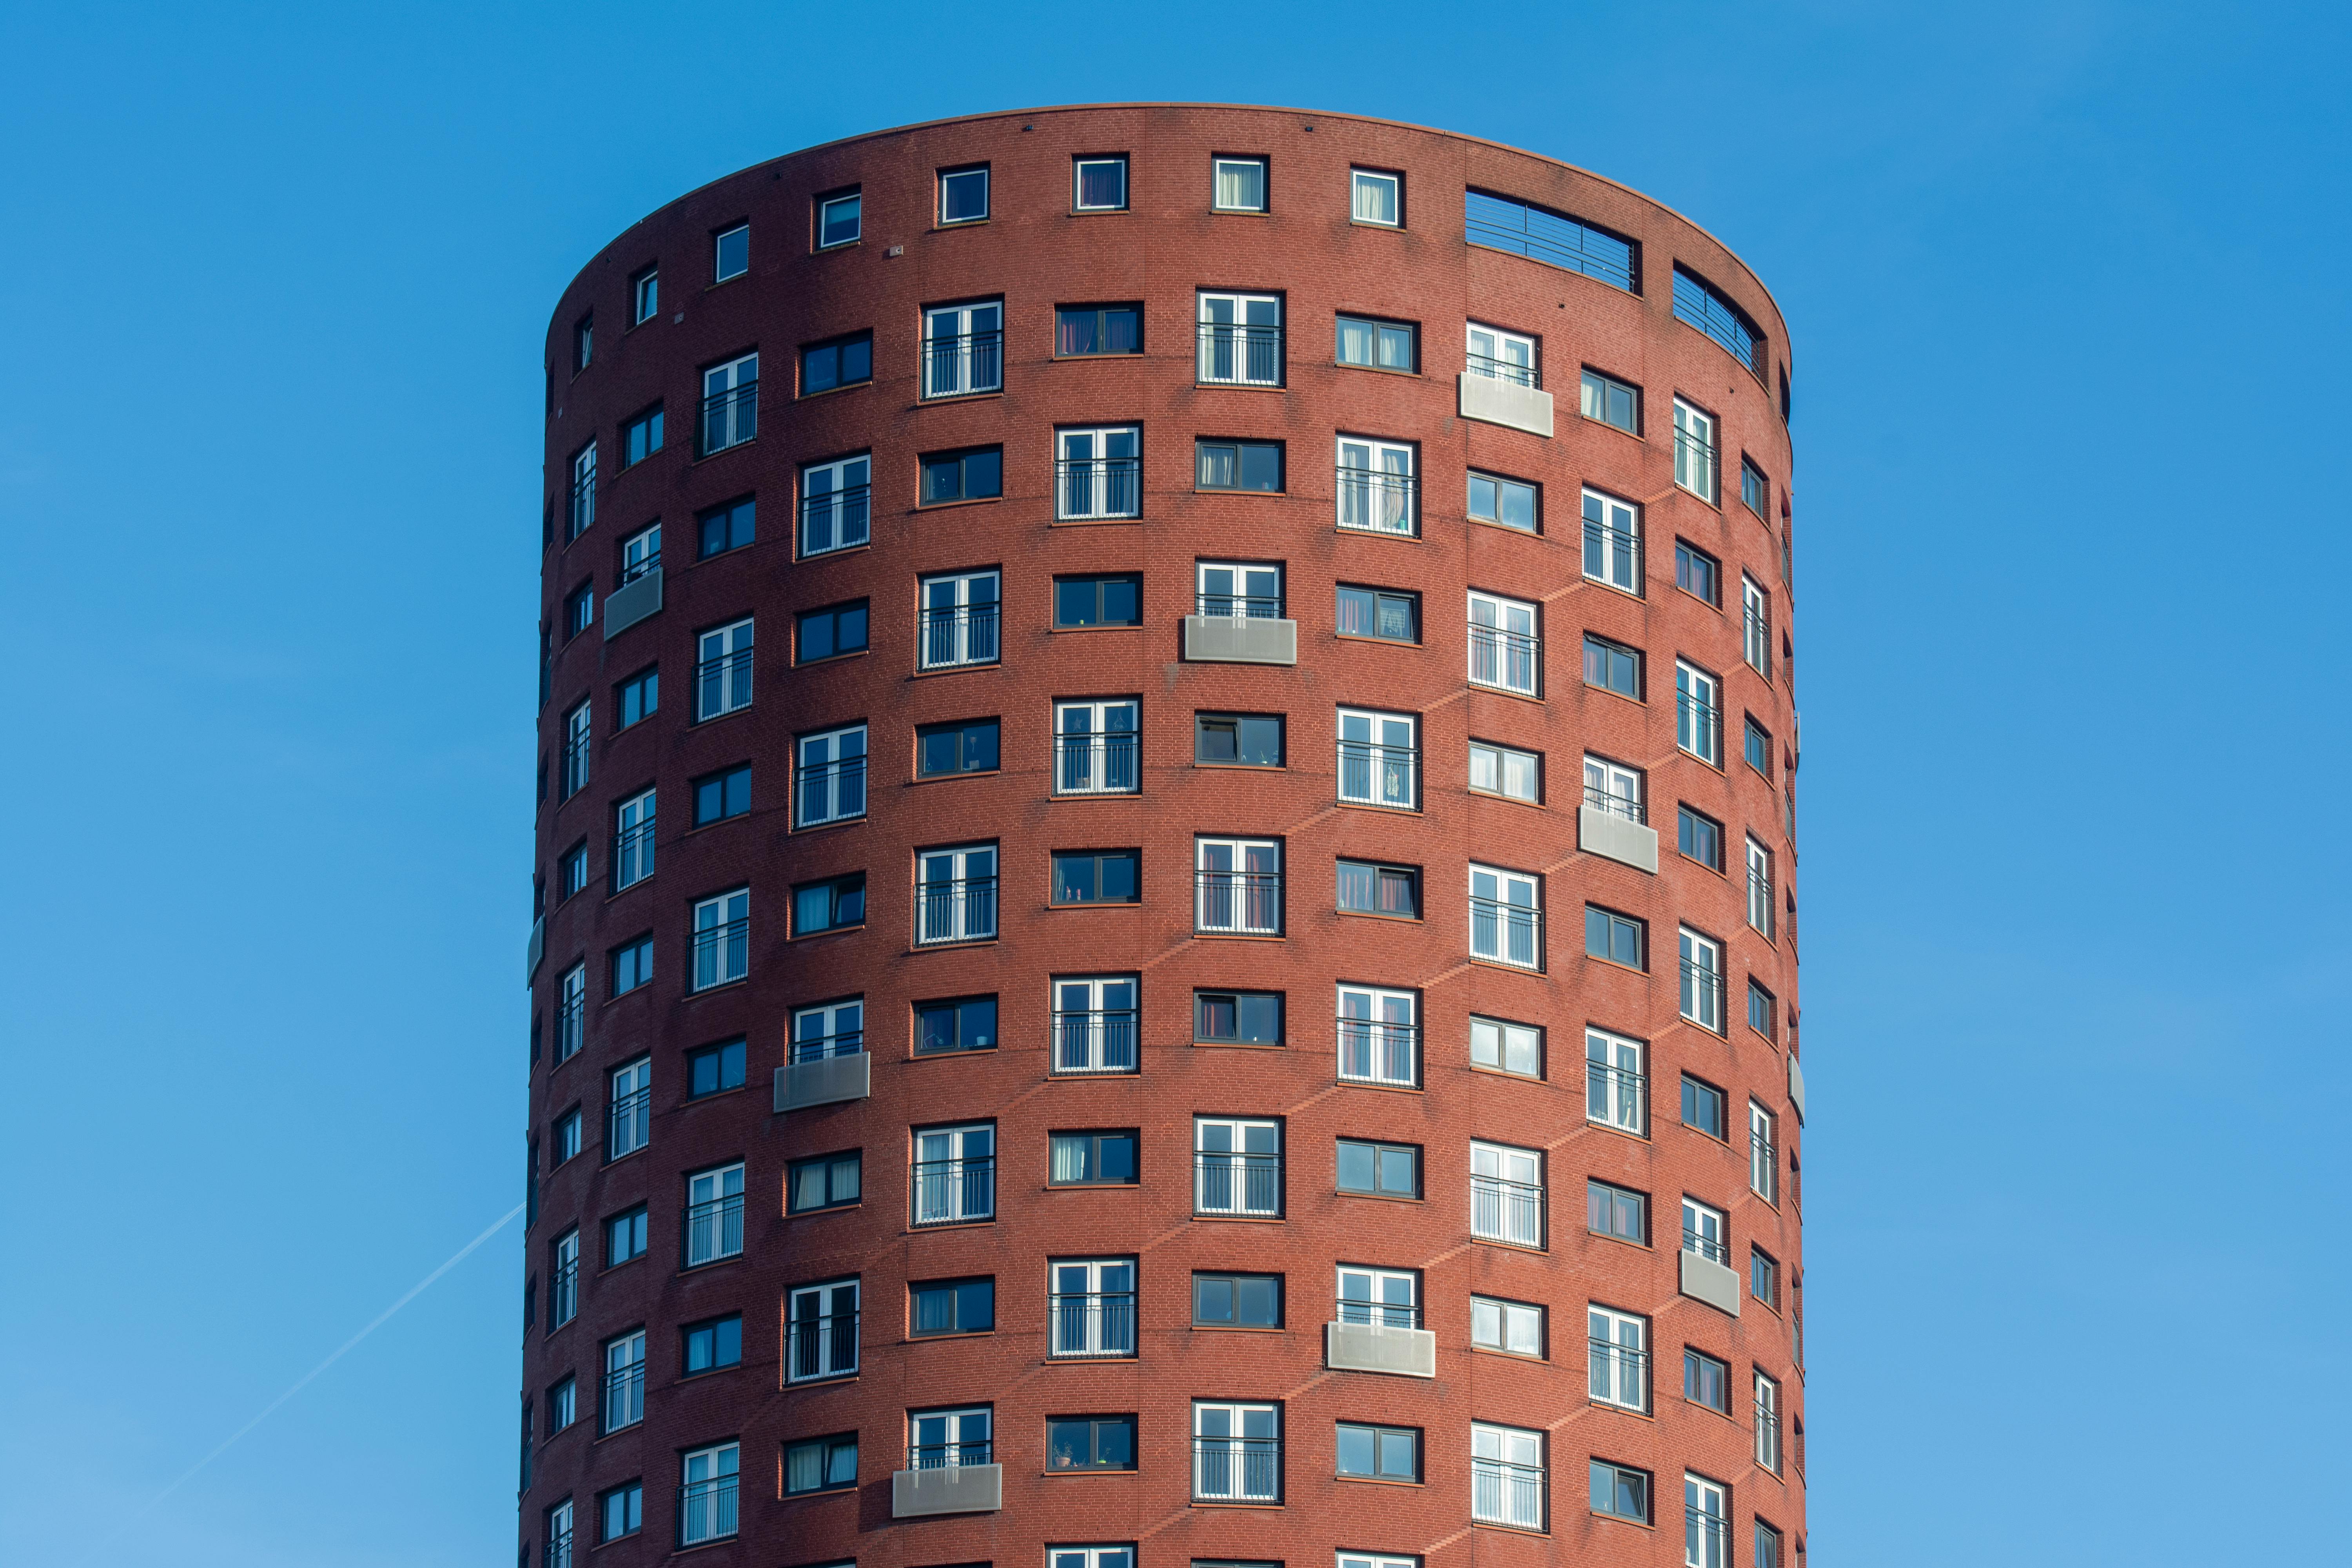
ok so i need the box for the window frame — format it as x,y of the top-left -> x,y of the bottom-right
909,1275 -> 995,1337
785,1278 -> 860,1384
1051,975 -> 1141,1074
794,722 -> 867,829
1192,1271 -> 1282,1327
918,570 -> 1001,669
1336,313 -> 1418,374
795,599 -> 869,664
1466,321 -> 1538,387
1468,590 -> 1540,696
1470,1294 -> 1546,1358
691,762 -> 751,828
1212,156 -> 1269,212
787,1149 -> 862,1214
1579,367 -> 1640,433
1336,1420 -> 1423,1484
1054,302 -> 1143,358
1336,583 -> 1419,644
694,617 -> 753,720
938,164 -> 990,226
1587,1304 -> 1649,1412
815,189 -> 861,250
1469,862 -> 1542,969
1194,989 -> 1283,1045
1672,396 -> 1720,505
1350,167 -> 1402,227
1336,858 -> 1421,921
630,268 -> 658,327
1336,984 -> 1418,1087
785,1433 -> 859,1495
712,222 -> 749,282
688,887 -> 750,991
1195,711 -> 1284,769
1073,155 -> 1129,212
1196,437 -> 1285,492
1468,739 -> 1541,804
922,297 -> 1005,399
1468,469 -> 1539,533
1470,1140 -> 1544,1247
1336,435 -> 1417,536
684,1037 -> 746,1100
916,842 -> 998,944
917,717 -> 1002,779
799,330 -> 873,396
791,873 -> 865,938
1051,848 -> 1142,907
920,444 -> 1004,506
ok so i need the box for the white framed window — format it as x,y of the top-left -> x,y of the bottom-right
1675,660 -> 1721,764
918,570 -> 1000,670
1754,1371 -> 1782,1472
555,962 -> 585,1062
546,1497 -> 573,1564
1746,837 -> 1774,936
1470,1141 -> 1543,1246
684,1161 -> 744,1265
1586,1027 -> 1646,1134
1340,1555 -> 1414,1568
1749,1102 -> 1777,1201
1214,156 -> 1267,211
1336,1264 -> 1418,1327
1682,1197 -> 1728,1265
695,617 -> 753,719
1198,291 -> 1282,385
1472,1423 -> 1544,1530
923,298 -> 1003,397
1198,560 -> 1283,619
1685,1473 -> 1729,1568
621,522 -> 660,584
799,453 -> 870,557
1054,1550 -> 1134,1568
795,723 -> 867,827
791,998 -> 864,1063
690,888 -> 749,991
679,1443 -> 739,1544
1337,708 -> 1417,808
1074,155 -> 1128,211
786,1279 -> 859,1382
1056,698 -> 1140,795
1051,1258 -> 1136,1356
1587,1305 -> 1648,1410
1057,425 -> 1140,519
1193,1401 -> 1279,1501
701,351 -> 757,454
712,222 -> 749,281
1582,488 -> 1640,592
553,1107 -> 581,1164
569,442 -> 597,537
1337,436 -> 1416,535
1053,975 -> 1139,1074
1470,1015 -> 1540,1078
1471,1295 -> 1543,1356
1470,864 -> 1541,969
1582,755 -> 1642,823
550,1227 -> 579,1327
916,842 -> 997,944
549,1374 -> 575,1430
817,191 -> 860,248
602,1330 -> 645,1431
1466,322 -> 1537,387
561,700 -> 591,798
1468,591 -> 1540,695
1195,1116 -> 1280,1216
1743,574 -> 1773,677
1673,397 -> 1719,503
1678,926 -> 1724,1031
631,267 -> 658,325
1196,837 -> 1280,935
1350,167 -> 1400,225
939,165 -> 989,225
909,1404 -> 992,1470
606,1057 -> 650,1160
1470,739 -> 1540,804
1336,984 -> 1416,1087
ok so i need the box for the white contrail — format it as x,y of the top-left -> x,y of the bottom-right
96,1201 -> 526,1552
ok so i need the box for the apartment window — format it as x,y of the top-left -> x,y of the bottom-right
1198,561 -> 1281,621
917,842 -> 998,942
1336,1263 -> 1418,1330
610,934 -> 653,997
630,267 -> 658,325
799,454 -> 871,557
1585,905 -> 1645,968
1470,1015 -> 1540,1079
606,1205 -> 647,1265
1053,849 -> 1141,906
923,445 -> 1003,505
1673,397 -> 1720,503
547,1498 -> 575,1567
1748,980 -> 1777,1041
1350,167 -> 1401,225
1678,806 -> 1723,871
562,583 -> 596,644
713,222 -> 748,281
620,405 -> 663,468
619,525 -> 661,593
921,570 -> 1001,667
573,313 -> 593,372
692,763 -> 750,827
1673,263 -> 1767,375
1581,367 -> 1639,432
1337,314 -> 1416,372
1468,591 -> 1540,694
1057,426 -> 1140,519
1195,1117 -> 1281,1215
1583,633 -> 1641,697
1679,927 -> 1725,1031
1055,699 -> 1140,795
795,723 -> 866,828
700,352 -> 757,455
1685,1473 -> 1730,1568
1745,717 -> 1773,778
797,600 -> 867,663
1469,470 -> 1537,532
686,1038 -> 746,1098
1053,977 -> 1139,1073
1338,1422 -> 1420,1482
1466,321 -> 1537,387
1336,437 -> 1415,535
555,965 -> 585,1062
1742,458 -> 1769,515
1336,584 -> 1418,642
1591,1461 -> 1651,1523
678,1443 -> 739,1545
791,998 -> 862,1064
599,1479 -> 642,1542
1336,985 -> 1417,1086
916,995 -> 996,1054
1195,837 -> 1279,934
1194,1272 -> 1281,1326
924,298 -> 1004,397
1054,572 -> 1141,628
792,873 -> 864,936
1052,1548 -> 1134,1568
786,1279 -> 860,1382
1198,291 -> 1282,385
1050,1257 -> 1137,1357
1337,1138 -> 1419,1198
568,443 -> 596,537
1333,709 -> 1417,811
1196,989 -> 1281,1044
1588,1179 -> 1647,1245
683,1313 -> 742,1374
788,1151 -> 860,1214
1472,1423 -> 1544,1530
1470,740 -> 1540,804
1197,438 -> 1283,491
1684,1348 -> 1729,1413
911,1276 -> 993,1335
1586,1028 -> 1646,1134
1747,838 -> 1775,936
919,717 -> 1000,777
616,666 -> 657,728
1197,712 -> 1283,767
602,1331 -> 645,1431
1194,1402 -> 1279,1502
938,164 -> 989,224
560,840 -> 588,900
815,189 -> 860,249
1074,155 -> 1127,210
695,618 -> 753,719
1588,1305 -> 1648,1410
1676,661 -> 1722,764
683,1161 -> 744,1265
1214,156 -> 1267,211
690,889 -> 749,989
1471,1141 -> 1542,1245
910,1405 -> 993,1469
1582,489 -> 1641,593
1051,1131 -> 1140,1185
1338,860 -> 1419,918
1051,1415 -> 1138,1470
1750,1102 -> 1778,1200
1740,578 -> 1775,683
550,1228 -> 580,1327
694,496 -> 753,561
800,330 -> 872,395
1757,1519 -> 1784,1568
1682,1198 -> 1729,1265
1751,1246 -> 1780,1308
786,1434 -> 858,1494
1464,189 -> 1636,290
606,1058 -> 650,1160
1472,1294 -> 1544,1357
1675,539 -> 1721,604
1056,303 -> 1142,356
1470,864 -> 1541,969
1583,755 -> 1642,823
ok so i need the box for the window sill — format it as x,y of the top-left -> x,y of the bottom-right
788,924 -> 865,945
1579,684 -> 1647,709
1050,516 -> 1144,528
1586,1229 -> 1652,1254
1348,220 -> 1405,232
1339,1188 -> 1423,1204
1193,1039 -> 1286,1051
1468,1064 -> 1546,1088
1470,1237 -> 1548,1256
1043,1467 -> 1142,1478
1338,1475 -> 1426,1490
1580,412 -> 1646,443
1470,1523 -> 1550,1539
1193,381 -> 1287,392
795,648 -> 871,671
1674,584 -> 1724,614
1466,788 -> 1546,810
1581,1118 -> 1651,1145
689,440 -> 756,466
1046,901 -> 1142,913
1672,481 -> 1723,514
906,938 -> 1001,953
1333,633 -> 1419,650
1191,931 -> 1287,942
795,380 -> 873,403
1051,352 -> 1147,363
908,1046 -> 998,1063
788,1200 -> 863,1220
1042,1181 -> 1143,1193
911,662 -> 1004,679
685,978 -> 750,998
1466,682 -> 1545,706
916,496 -> 1004,514
1465,518 -> 1542,542
797,542 -> 874,567
903,1220 -> 997,1235
1049,789 -> 1143,802
1467,957 -> 1546,978
1582,576 -> 1648,605
1194,762 -> 1287,773
1047,622 -> 1143,633
904,1328 -> 992,1344
933,218 -> 990,233
1194,487 -> 1288,498
912,769 -> 1001,787
1337,909 -> 1423,926
789,816 -> 866,837
916,390 -> 1005,406
1581,955 -> 1646,978
1469,1345 -> 1547,1366
1336,800 -> 1421,816
1068,207 -> 1132,217
1191,1501 -> 1285,1510
1335,361 -> 1422,379
1191,1213 -> 1285,1224
677,1253 -> 745,1275
1191,1323 -> 1287,1333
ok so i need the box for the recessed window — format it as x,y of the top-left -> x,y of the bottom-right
1051,1131 -> 1140,1184
1679,927 -> 1725,1031
1350,167 -> 1401,226
559,840 -> 588,900
922,445 -> 1003,505
1748,837 -> 1776,936
1673,263 -> 1768,376
788,1150 -> 860,1213
791,873 -> 864,936
800,331 -> 872,395
1337,985 -> 1417,1087
1587,1028 -> 1646,1135
1673,396 -> 1720,503
1196,1117 -> 1281,1215
1213,156 -> 1267,211
1677,806 -> 1724,871
682,1162 -> 744,1268
1074,155 -> 1128,211
1588,1305 -> 1648,1409
1683,1196 -> 1731,1270
785,1434 -> 857,1494
610,933 -> 653,996
683,1314 -> 742,1374
1469,740 -> 1540,804
1196,712 -> 1283,766
1054,573 -> 1142,628
1338,1422 -> 1420,1482
1336,314 -> 1417,372
1675,539 -> 1720,604
1198,561 -> 1282,619
815,189 -> 860,249
563,582 -> 594,639
1751,1101 -> 1779,1200
915,995 -> 996,1054
605,1205 -> 647,1265
568,442 -> 596,537
713,223 -> 749,281
1057,425 -> 1140,519
573,313 -> 593,372
1582,633 -> 1641,698
792,999 -> 861,1066
1745,717 -> 1773,777
920,572 -> 1000,669
1193,1402 -> 1280,1501
1757,1518 -> 1785,1568
1470,1142 -> 1543,1246
1580,367 -> 1640,432
1681,1073 -> 1728,1140
799,455 -> 871,558
1582,489 -> 1640,592
795,723 -> 865,828
1049,1415 -> 1137,1470
1336,584 -> 1418,643
1466,321 -> 1537,387
1471,1423 -> 1544,1529
1197,438 -> 1283,491
796,600 -> 866,662
1686,1473 -> 1731,1564
939,165 -> 989,225
924,299 -> 1004,398
916,843 -> 997,943
1585,905 -> 1645,968
918,717 -> 1000,777
691,496 -> 752,562
619,524 -> 661,593
1052,849 -> 1140,905
1338,860 -> 1419,918
621,405 -> 663,467
1194,837 -> 1281,936
1195,989 -> 1281,1044
552,1107 -> 581,1164
630,268 -> 658,326
1471,1295 -> 1544,1357
912,1124 -> 995,1227
1676,661 -> 1723,764
603,1329 -> 645,1428
1465,189 -> 1636,289
1748,980 -> 1777,1040
1469,471 -> 1537,532
686,1038 -> 746,1098
1337,1138 -> 1419,1198
1055,699 -> 1139,795
599,1479 -> 642,1542
699,352 -> 756,455
1053,977 -> 1138,1073
692,763 -> 750,827
695,617 -> 753,720
1337,437 -> 1416,535
1056,303 -> 1142,356
1470,1015 -> 1541,1079
1336,708 -> 1416,809
1750,1247 -> 1780,1308
1742,457 -> 1769,515
1590,1460 -> 1650,1523
1193,1271 -> 1281,1326
786,1280 -> 859,1382
1198,291 -> 1282,385
615,666 -> 657,728
911,1276 -> 994,1335
1468,591 -> 1539,696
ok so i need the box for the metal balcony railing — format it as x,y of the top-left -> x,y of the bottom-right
1751,1133 -> 1777,1201
1582,785 -> 1645,824
799,483 -> 870,557
698,381 -> 756,455
1471,1458 -> 1544,1529
916,875 -> 997,945
684,1192 -> 743,1265
602,1361 -> 644,1431
619,549 -> 659,585
1055,730 -> 1139,795
797,755 -> 867,828
1470,898 -> 1541,969
1337,739 -> 1417,809
924,330 -> 1002,398
611,818 -> 654,891
1194,1152 -> 1281,1216
1583,518 -> 1641,588
1336,465 -> 1416,535
791,1027 -> 864,1064
543,1525 -> 573,1568
1748,871 -> 1775,935
1469,622 -> 1541,694
918,603 -> 1000,669
1471,1175 -> 1543,1246
678,1474 -> 738,1544
691,916 -> 748,991
606,1088 -> 649,1160
555,993 -> 584,1061
1048,1292 -> 1137,1357
1196,322 -> 1282,385
549,1258 -> 578,1327
1674,425 -> 1719,497
1588,1336 -> 1650,1408
785,1309 -> 858,1382
911,1155 -> 995,1226
1679,959 -> 1725,1028
568,470 -> 595,538
559,735 -> 590,799
1686,1504 -> 1730,1568
1755,1402 -> 1782,1472
1464,350 -> 1539,387
1586,1062 -> 1648,1132
907,1438 -> 995,1470
1744,606 -> 1773,677
1194,870 -> 1281,935
1336,1015 -> 1417,1087
1677,690 -> 1720,759
1194,592 -> 1284,620
1334,1294 -> 1421,1329
1056,457 -> 1140,519
695,647 -> 752,718
1682,1226 -> 1730,1265
1051,1011 -> 1139,1074
1191,1437 -> 1279,1501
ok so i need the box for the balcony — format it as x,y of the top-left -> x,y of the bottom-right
610,819 -> 654,892
916,875 -> 998,946
776,1035 -> 870,1111
1184,596 -> 1295,665
918,603 -> 1000,670
606,1087 -> 649,1160
923,330 -> 1003,399
1052,1011 -> 1138,1075
1469,621 -> 1541,696
1470,897 -> 1541,970
1471,1174 -> 1543,1247
526,915 -> 544,984
1788,1053 -> 1807,1123
1578,792 -> 1658,873
1326,1300 -> 1435,1378
893,1451 -> 1002,1517
1457,360 -> 1553,437
1471,1457 -> 1545,1530
603,562 -> 661,636
1336,1014 -> 1417,1088
1679,1239 -> 1743,1316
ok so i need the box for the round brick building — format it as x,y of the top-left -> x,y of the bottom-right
522,103 -> 1807,1568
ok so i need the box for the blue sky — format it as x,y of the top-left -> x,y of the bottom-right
2,2 -> 2346,1562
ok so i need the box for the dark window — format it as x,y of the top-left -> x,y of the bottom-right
1337,860 -> 1419,917
560,841 -> 588,899
1745,718 -> 1772,777
1336,585 -> 1418,642
1049,1132 -> 1139,1184
621,407 -> 662,468
1056,304 -> 1142,356
696,497 -> 754,559
784,1435 -> 858,1494
1742,459 -> 1768,515
1583,633 -> 1641,696
1196,713 -> 1283,766
800,331 -> 872,395
815,189 -> 860,248
630,267 -> 658,326
1337,1422 -> 1420,1481
788,1151 -> 860,1212
1337,1139 -> 1419,1198
682,1314 -> 742,1374
1335,315 -> 1417,371
797,600 -> 869,662
1073,155 -> 1128,211
1673,263 -> 1766,376
1684,1348 -> 1730,1412
1053,849 -> 1140,904
1585,906 -> 1645,968
911,1276 -> 995,1335
1054,573 -> 1142,628
922,446 -> 1004,505
606,1205 -> 648,1264
1750,1248 -> 1780,1307
693,764 -> 752,826
1588,1180 -> 1647,1243
1757,1521 -> 1784,1568
713,223 -> 748,281
1675,541 -> 1721,604
1048,1415 -> 1136,1470
1196,439 -> 1283,491
1464,189 -> 1636,291
1677,807 -> 1724,871
918,718 -> 1001,777
793,873 -> 865,935
599,1480 -> 644,1542
1748,981 -> 1776,1038
1193,1272 -> 1281,1327
615,667 -> 658,728
564,583 -> 594,638
573,313 -> 593,372
916,995 -> 997,1054
1195,991 -> 1282,1044
610,935 -> 653,995
686,1039 -> 746,1098
939,164 -> 989,223
1580,368 -> 1640,432
1681,1074 -> 1728,1139
1590,1461 -> 1650,1523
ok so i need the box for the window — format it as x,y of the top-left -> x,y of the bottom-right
1050,1415 -> 1137,1469
1682,1198 -> 1728,1265
1470,864 -> 1541,968
560,840 -> 588,900
1195,1117 -> 1280,1215
789,1151 -> 860,1213
1194,1402 -> 1279,1501
921,570 -> 1001,668
1588,1180 -> 1646,1244
695,617 -> 753,719
1336,1263 -> 1417,1328
1468,470 -> 1537,532
1196,990 -> 1281,1044
1673,263 -> 1766,375
690,889 -> 749,989
1675,540 -> 1720,604
555,964 -> 585,1062
1053,849 -> 1140,905
1464,189 -> 1635,290
700,352 -> 757,454
786,1279 -> 859,1382
915,995 -> 996,1054
1056,303 -> 1142,356
1336,314 -> 1416,372
1585,905 -> 1645,968
683,1314 -> 742,1374
911,1276 -> 993,1335
797,600 -> 867,663
1469,591 -> 1539,695
1750,1102 -> 1777,1200
919,717 -> 1000,777
683,1161 -> 744,1265
922,445 -> 1003,505
1677,806 -> 1723,871
1057,426 -> 1140,519
1338,1422 -> 1420,1482
606,1205 -> 647,1265
616,666 -> 657,728
816,189 -> 860,249
1756,1519 -> 1784,1568
573,313 -> 593,372
1472,1295 -> 1544,1357
792,873 -> 864,936
603,1330 -> 645,1432
1056,699 -> 1139,795
1584,755 -> 1641,822
1582,489 -> 1640,592
1051,1131 -> 1140,1184
1335,708 -> 1417,810
786,1434 -> 858,1494
1748,980 -> 1777,1041
1466,321 -> 1537,387
1196,713 -> 1283,767
1051,1258 -> 1137,1356
546,1499 -> 574,1565
568,443 -> 595,537
1684,1348 -> 1729,1413
630,267 -> 658,326
1679,927 -> 1724,1031
795,723 -> 866,828
1053,1548 -> 1134,1568
686,1038 -> 745,1098
1338,860 -> 1419,918
1198,291 -> 1281,385
564,582 -> 594,639
1470,740 -> 1540,804
1350,167 -> 1400,225
1581,367 -> 1639,432
1337,1138 -> 1419,1198
1196,438 -> 1283,491
1198,561 -> 1281,619
599,1479 -> 642,1542
1582,633 -> 1641,697
1591,1461 -> 1650,1523
1586,1027 -> 1646,1134
938,164 -> 988,224
1337,437 -> 1415,535
693,495 -> 753,561
1685,1473 -> 1730,1568
924,298 -> 1004,397
679,1443 -> 739,1544
1336,584 -> 1418,642
550,1228 -> 579,1326
1340,1554 -> 1414,1568
1750,1247 -> 1780,1308
620,523 -> 661,588
1194,1272 -> 1281,1326
1074,155 -> 1128,210
1471,1142 -> 1542,1245
799,455 -> 871,557
1471,1015 -> 1541,1079
692,763 -> 751,826
1676,661 -> 1722,764
713,222 -> 748,281
1195,837 -> 1279,935
1053,572 -> 1140,627
1742,458 -> 1769,515
1588,1305 -> 1648,1410
1472,1423 -> 1544,1530
1053,976 -> 1139,1073
1747,838 -> 1775,936
606,1057 -> 650,1159
1673,397 -> 1719,503
621,405 -> 662,468
1214,156 -> 1267,211
610,934 -> 653,997
1745,717 -> 1773,778
1336,985 -> 1417,1085
910,1405 -> 993,1468
800,330 -> 872,395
